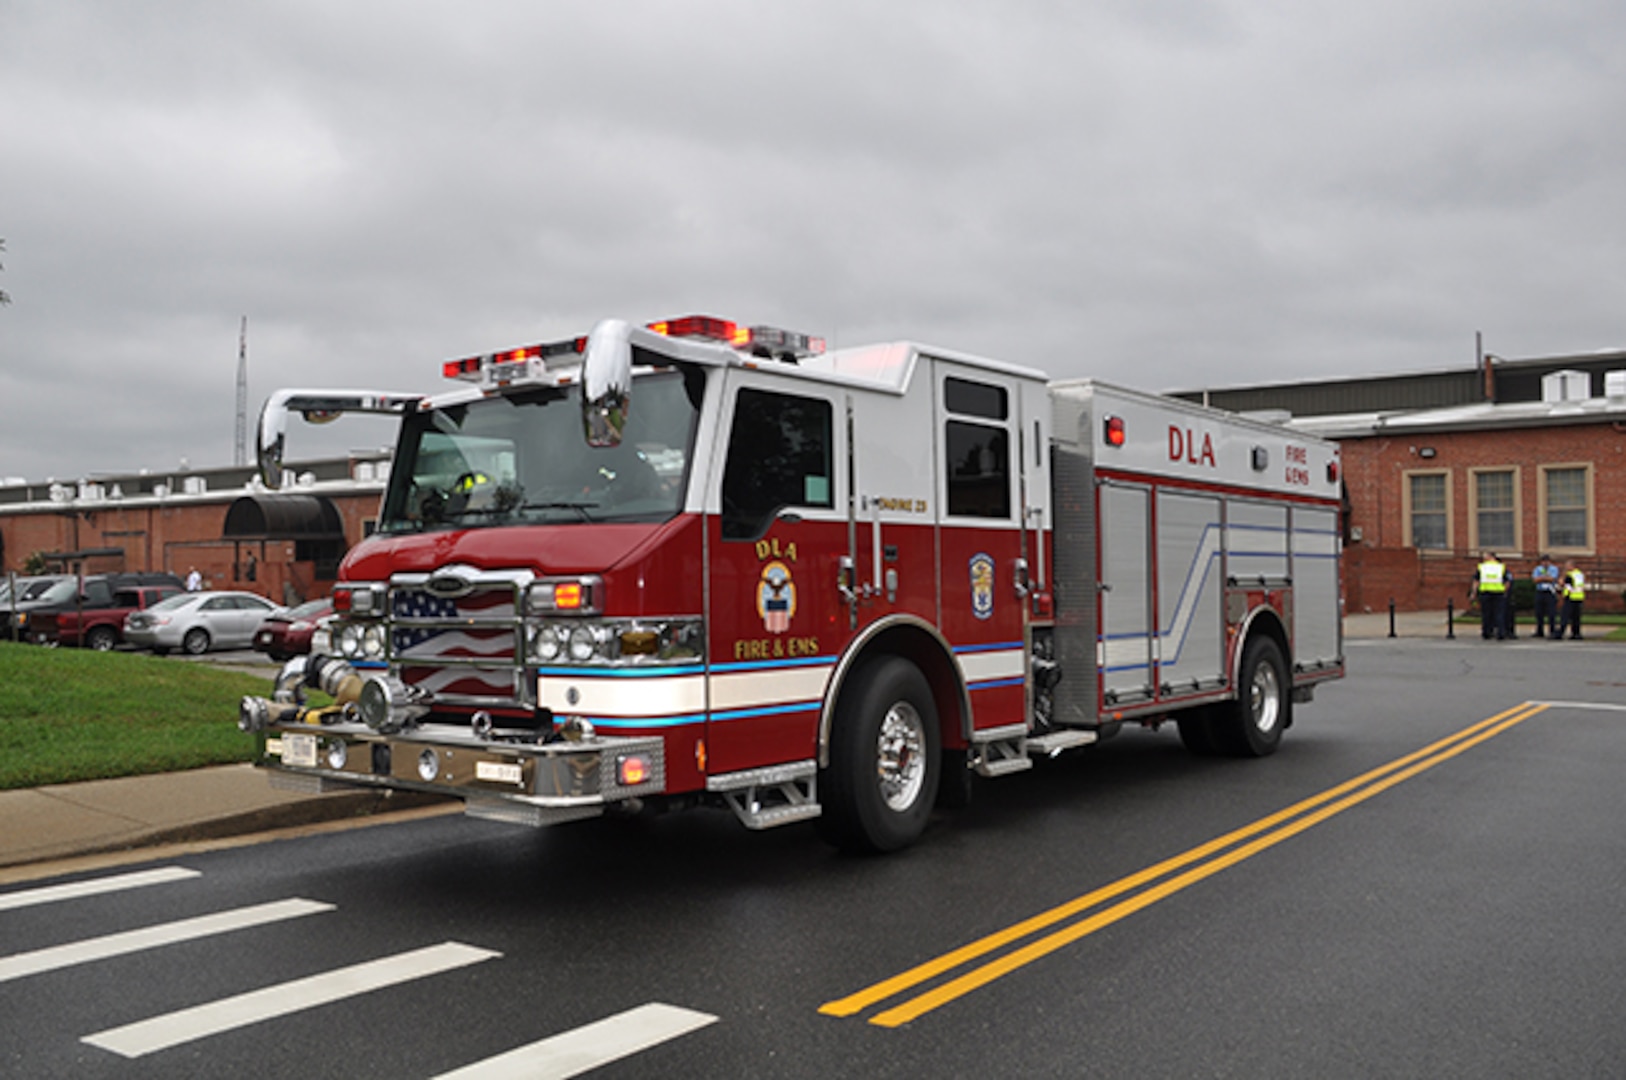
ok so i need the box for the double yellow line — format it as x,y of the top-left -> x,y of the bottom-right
820,701 -> 1549,1028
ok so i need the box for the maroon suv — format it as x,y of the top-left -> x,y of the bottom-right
251,597 -> 334,662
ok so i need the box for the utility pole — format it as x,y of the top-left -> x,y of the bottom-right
234,316 -> 249,467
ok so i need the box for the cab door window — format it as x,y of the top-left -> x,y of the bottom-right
720,388 -> 834,540
943,377 -> 1011,520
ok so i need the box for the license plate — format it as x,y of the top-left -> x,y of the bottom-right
476,760 -> 523,786
282,733 -> 318,768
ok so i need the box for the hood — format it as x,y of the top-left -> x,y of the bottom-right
340,519 -> 681,581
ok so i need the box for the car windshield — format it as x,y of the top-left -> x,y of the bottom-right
378,369 -> 702,533
32,579 -> 81,604
285,598 -> 330,620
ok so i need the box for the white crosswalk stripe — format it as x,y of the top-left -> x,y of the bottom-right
82,941 -> 501,1059
0,897 -> 333,983
0,866 -> 200,912
432,1003 -> 719,1080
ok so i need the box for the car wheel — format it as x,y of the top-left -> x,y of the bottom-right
85,626 -> 118,652
182,628 -> 211,656
817,657 -> 940,853
1214,636 -> 1289,758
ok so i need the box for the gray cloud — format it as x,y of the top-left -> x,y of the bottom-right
3,0 -> 1624,480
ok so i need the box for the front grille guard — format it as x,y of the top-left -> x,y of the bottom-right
379,569 -> 535,712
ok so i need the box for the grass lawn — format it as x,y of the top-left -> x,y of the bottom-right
0,643 -> 274,790
1454,610 -> 1626,641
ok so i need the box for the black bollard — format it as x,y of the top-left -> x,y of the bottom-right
1388,598 -> 1397,638
1447,597 -> 1455,639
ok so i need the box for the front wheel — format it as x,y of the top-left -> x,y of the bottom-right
85,626 -> 118,652
1215,636 -> 1289,757
182,628 -> 211,656
818,657 -> 940,853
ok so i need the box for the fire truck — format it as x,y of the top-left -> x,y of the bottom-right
239,316 -> 1344,852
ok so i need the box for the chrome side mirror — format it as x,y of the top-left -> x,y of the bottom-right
580,319 -> 634,447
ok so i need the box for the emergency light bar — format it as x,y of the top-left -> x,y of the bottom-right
441,314 -> 826,385
648,314 -> 826,361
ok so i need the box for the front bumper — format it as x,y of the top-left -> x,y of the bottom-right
258,720 -> 666,827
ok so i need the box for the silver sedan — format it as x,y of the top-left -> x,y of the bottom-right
124,590 -> 281,655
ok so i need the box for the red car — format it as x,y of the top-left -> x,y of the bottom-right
252,597 -> 334,662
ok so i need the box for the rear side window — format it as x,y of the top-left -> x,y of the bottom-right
720,388 -> 834,540
945,421 -> 1010,519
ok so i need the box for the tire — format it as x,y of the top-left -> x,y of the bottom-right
817,657 -> 941,853
1214,636 -> 1289,757
182,627 -> 211,656
85,626 -> 118,652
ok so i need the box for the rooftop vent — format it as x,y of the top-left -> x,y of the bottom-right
1606,370 -> 1626,402
1541,370 -> 1590,403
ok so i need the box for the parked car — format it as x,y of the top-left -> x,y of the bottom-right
1,574 -> 71,607
30,582 -> 184,650
251,597 -> 334,662
124,590 -> 281,655
8,572 -> 183,644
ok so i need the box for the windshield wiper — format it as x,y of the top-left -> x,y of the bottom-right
519,500 -> 600,522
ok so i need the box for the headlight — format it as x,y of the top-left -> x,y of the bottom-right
529,618 -> 704,666
362,623 -> 387,660
336,622 -> 364,658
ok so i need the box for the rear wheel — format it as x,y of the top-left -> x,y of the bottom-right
182,628 -> 211,656
85,626 -> 118,652
1214,636 -> 1289,757
818,657 -> 940,853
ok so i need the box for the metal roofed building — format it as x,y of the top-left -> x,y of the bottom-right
0,452 -> 392,608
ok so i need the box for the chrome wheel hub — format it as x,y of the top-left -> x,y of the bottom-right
877,701 -> 926,812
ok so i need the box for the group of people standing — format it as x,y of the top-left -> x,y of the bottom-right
1472,553 -> 1587,641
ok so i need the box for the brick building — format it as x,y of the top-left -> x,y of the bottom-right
0,454 -> 390,607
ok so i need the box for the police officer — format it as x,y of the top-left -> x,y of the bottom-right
1560,562 -> 1587,640
1473,552 -> 1508,640
1531,554 -> 1561,638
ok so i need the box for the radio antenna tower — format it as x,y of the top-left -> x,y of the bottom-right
234,316 -> 249,467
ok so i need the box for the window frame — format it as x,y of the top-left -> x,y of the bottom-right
1402,468 -> 1452,552
1538,462 -> 1594,555
1468,466 -> 1521,556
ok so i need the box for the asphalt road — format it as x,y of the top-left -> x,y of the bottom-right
4,637 -> 1624,1078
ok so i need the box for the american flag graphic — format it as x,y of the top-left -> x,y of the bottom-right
391,587 -> 520,701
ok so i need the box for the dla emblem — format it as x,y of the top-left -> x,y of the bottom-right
969,553 -> 995,620
758,560 -> 796,634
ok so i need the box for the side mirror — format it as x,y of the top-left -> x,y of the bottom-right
580,319 -> 634,447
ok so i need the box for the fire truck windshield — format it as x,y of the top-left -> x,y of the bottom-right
378,370 -> 699,533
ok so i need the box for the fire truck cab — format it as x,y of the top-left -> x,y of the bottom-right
241,316 -> 1344,852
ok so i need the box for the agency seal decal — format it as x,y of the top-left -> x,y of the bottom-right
969,553 -> 995,620
758,560 -> 796,633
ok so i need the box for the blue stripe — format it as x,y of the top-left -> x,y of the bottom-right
709,701 -> 821,722
952,641 -> 1024,655
582,714 -> 706,730
535,664 -> 703,679
969,677 -> 1025,691
709,655 -> 834,674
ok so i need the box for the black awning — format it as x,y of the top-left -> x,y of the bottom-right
223,494 -> 345,540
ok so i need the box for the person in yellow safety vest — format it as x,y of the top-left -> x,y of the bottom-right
1559,563 -> 1587,640
1472,552 -> 1508,641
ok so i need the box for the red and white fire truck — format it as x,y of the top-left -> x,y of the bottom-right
239,316 -> 1344,851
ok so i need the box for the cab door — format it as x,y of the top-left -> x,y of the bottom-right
933,363 -> 1029,733
704,371 -> 850,776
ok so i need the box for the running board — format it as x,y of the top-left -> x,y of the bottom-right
707,760 -> 822,830
971,723 -> 1033,778
1026,729 -> 1098,758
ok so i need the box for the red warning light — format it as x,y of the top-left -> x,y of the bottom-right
1104,416 -> 1127,448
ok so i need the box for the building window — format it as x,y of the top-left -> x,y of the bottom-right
1470,468 -> 1518,553
1404,470 -> 1450,551
1541,464 -> 1592,552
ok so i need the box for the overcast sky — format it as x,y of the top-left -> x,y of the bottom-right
3,1 -> 1624,483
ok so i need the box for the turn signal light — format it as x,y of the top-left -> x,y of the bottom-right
617,754 -> 651,786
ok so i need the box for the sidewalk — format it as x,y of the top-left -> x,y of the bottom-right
0,763 -> 451,878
